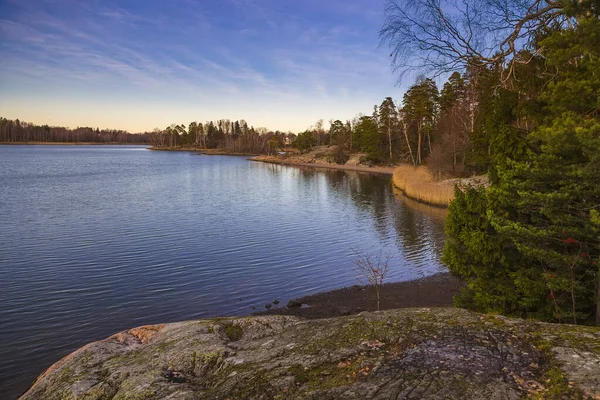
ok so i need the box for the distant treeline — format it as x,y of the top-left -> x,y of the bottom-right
0,117 -> 149,144
149,120 -> 297,155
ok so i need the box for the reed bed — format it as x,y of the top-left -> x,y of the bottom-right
392,165 -> 456,207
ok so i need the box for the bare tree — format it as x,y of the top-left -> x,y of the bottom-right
351,249 -> 392,311
379,0 -> 567,81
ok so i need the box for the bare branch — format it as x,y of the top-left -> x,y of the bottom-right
379,0 -> 567,82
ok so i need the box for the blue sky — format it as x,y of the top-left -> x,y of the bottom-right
0,0 -> 402,133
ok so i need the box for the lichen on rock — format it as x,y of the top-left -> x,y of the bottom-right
20,308 -> 600,399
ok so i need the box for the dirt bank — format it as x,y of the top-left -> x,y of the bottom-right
255,273 -> 463,319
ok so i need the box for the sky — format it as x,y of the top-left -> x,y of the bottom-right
0,0 -> 404,133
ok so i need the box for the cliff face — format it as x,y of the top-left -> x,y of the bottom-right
21,308 -> 599,399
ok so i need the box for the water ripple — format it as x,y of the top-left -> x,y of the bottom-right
0,146 -> 447,399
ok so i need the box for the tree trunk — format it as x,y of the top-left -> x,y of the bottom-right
417,121 -> 423,165
402,121 -> 416,166
427,131 -> 432,155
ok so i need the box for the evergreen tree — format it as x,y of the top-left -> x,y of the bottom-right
443,186 -> 522,314
402,78 -> 439,164
354,116 -> 381,162
329,120 -> 349,164
378,97 -> 399,162
440,72 -> 465,113
444,2 -> 600,324
293,130 -> 316,154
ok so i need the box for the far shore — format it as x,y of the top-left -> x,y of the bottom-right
255,272 -> 463,320
149,146 -> 259,156
0,142 -> 148,146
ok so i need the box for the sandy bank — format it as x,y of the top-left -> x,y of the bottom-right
251,155 -> 395,175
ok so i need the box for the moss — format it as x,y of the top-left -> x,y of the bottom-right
554,328 -> 600,355
81,351 -> 93,364
204,367 -> 276,399
302,318 -> 387,354
224,323 -> 244,341
446,377 -> 475,396
480,314 -> 507,327
287,358 -> 367,391
113,390 -> 157,400
57,367 -> 76,386
288,364 -> 310,384
529,366 -> 585,400
526,335 -> 586,399
83,383 -> 118,400
527,323 -> 600,355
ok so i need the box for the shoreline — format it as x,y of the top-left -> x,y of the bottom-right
254,272 -> 463,319
147,147 -> 396,175
250,155 -> 396,175
148,147 -> 260,156
0,142 -> 148,146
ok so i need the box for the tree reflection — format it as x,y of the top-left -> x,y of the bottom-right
262,163 -> 447,274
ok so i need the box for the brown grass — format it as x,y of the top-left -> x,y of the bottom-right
392,165 -> 456,207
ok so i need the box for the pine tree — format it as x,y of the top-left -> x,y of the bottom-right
378,97 -> 399,162
354,116 -> 381,162
402,78 -> 439,164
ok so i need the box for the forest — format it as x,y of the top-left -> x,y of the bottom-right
376,0 -> 599,325
147,120 -> 297,154
0,118 -> 149,144
144,76 -> 481,172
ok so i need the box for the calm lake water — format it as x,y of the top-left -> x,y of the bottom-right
0,145 -> 447,398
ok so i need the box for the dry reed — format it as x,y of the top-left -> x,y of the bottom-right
392,165 -> 456,207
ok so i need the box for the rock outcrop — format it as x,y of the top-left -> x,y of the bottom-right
21,308 -> 600,399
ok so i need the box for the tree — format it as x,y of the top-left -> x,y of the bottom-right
442,1 -> 600,324
489,115 -> 600,323
486,8 -> 600,323
267,135 -> 283,155
0,117 -> 149,144
329,120 -> 349,164
378,97 -> 399,162
430,71 -> 471,175
380,0 -> 570,81
292,130 -> 315,154
402,78 -> 439,164
442,186 -> 522,314
354,116 -> 382,163
352,249 -> 391,311
313,119 -> 327,146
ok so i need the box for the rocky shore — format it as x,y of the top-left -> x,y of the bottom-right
21,308 -> 600,399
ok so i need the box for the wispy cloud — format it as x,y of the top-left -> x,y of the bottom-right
0,0 -> 399,132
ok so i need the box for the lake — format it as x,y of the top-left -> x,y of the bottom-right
0,145 -> 447,398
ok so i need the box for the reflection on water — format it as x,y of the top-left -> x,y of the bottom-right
391,188 -> 448,275
0,147 -> 447,399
